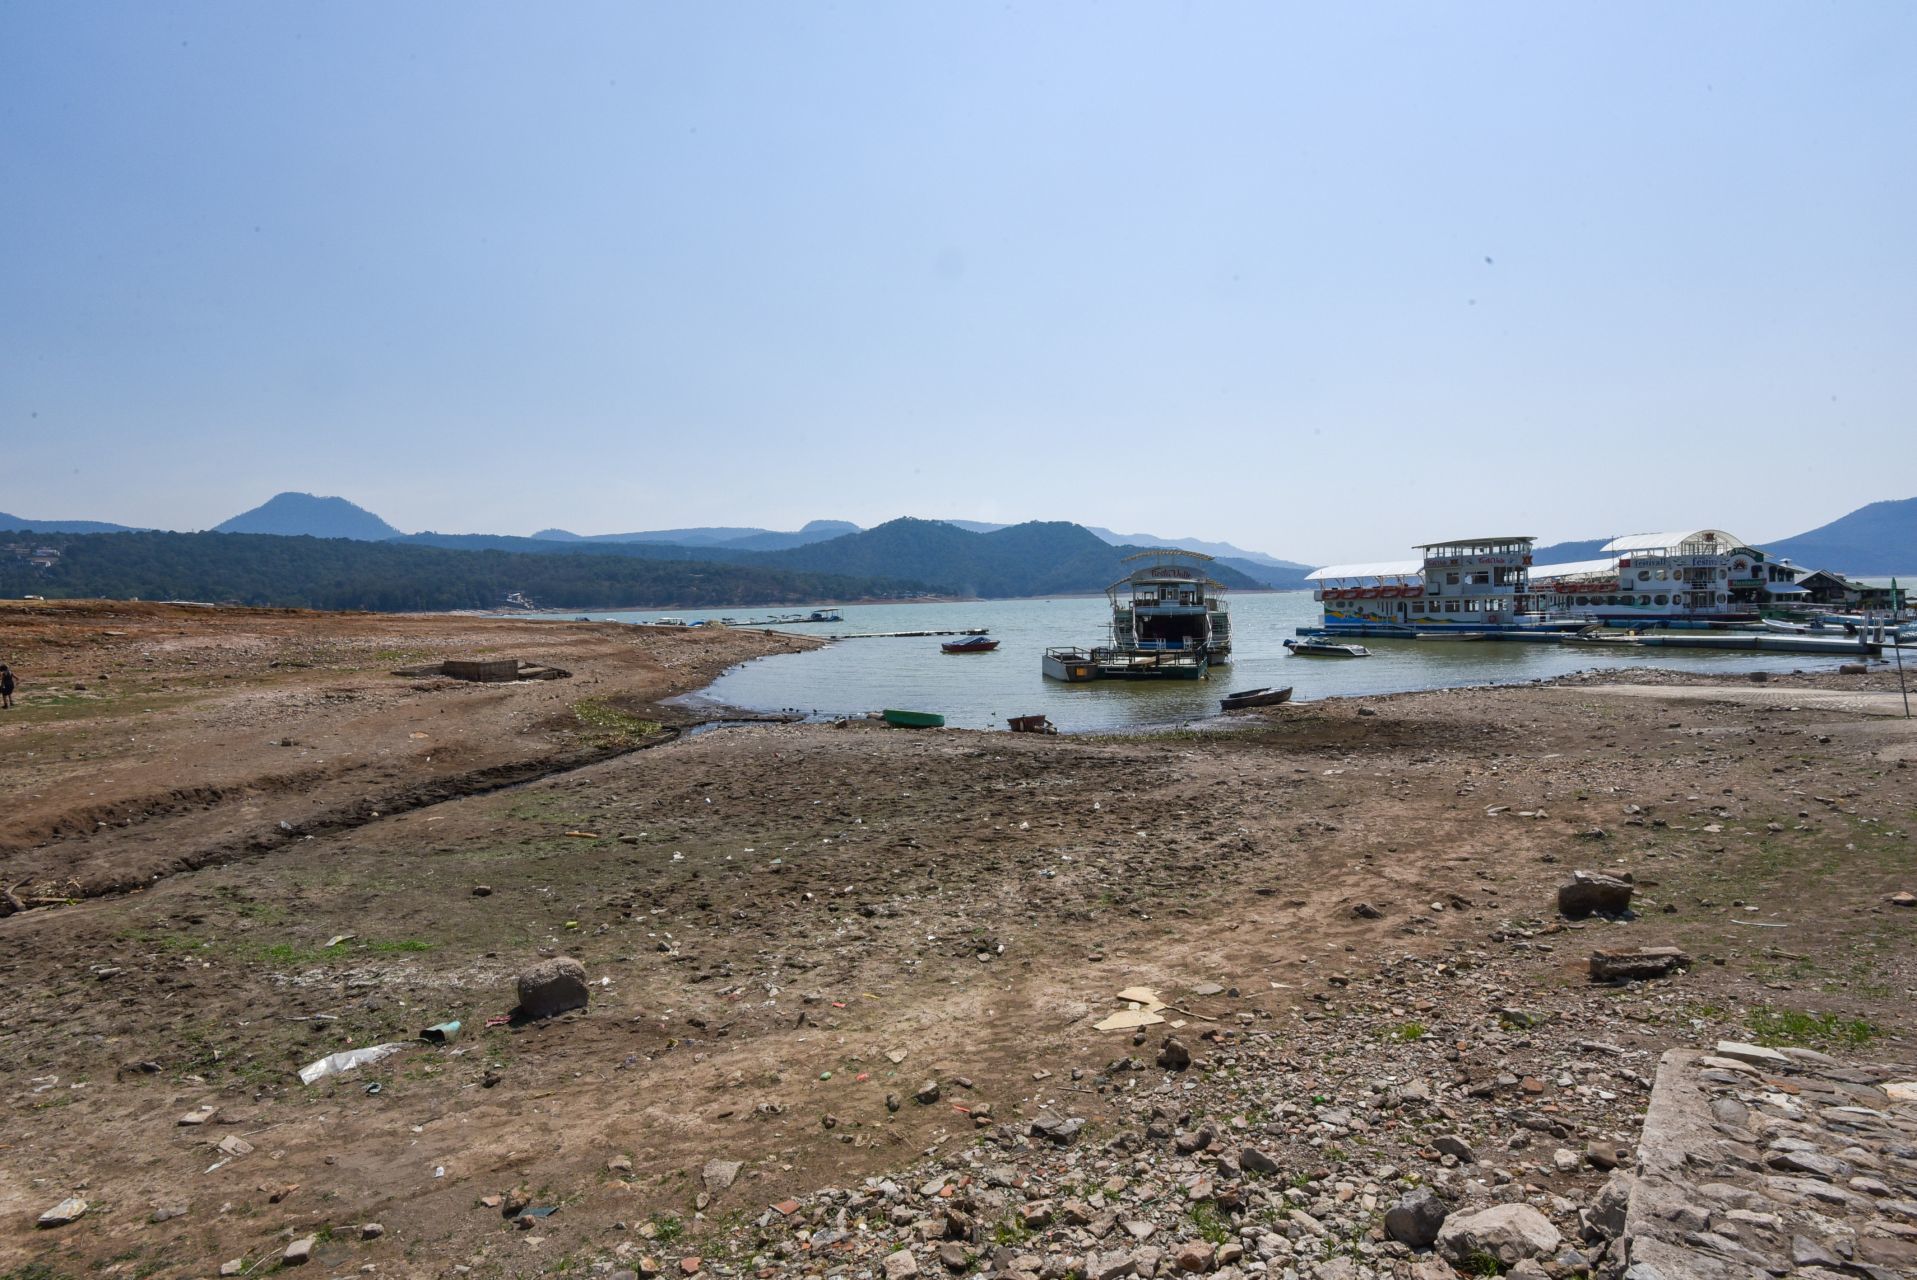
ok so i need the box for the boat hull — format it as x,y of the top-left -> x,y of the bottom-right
881,709 -> 946,728
1221,686 -> 1293,710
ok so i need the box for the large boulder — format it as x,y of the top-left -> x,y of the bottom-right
1383,1187 -> 1448,1249
1558,870 -> 1634,918
1580,1169 -> 1634,1243
1436,1204 -> 1562,1269
516,956 -> 589,1020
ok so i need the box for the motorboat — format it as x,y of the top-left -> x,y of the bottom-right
1285,637 -> 1370,657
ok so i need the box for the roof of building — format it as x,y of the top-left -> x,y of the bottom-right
1305,560 -> 1425,582
1528,557 -> 1622,582
1601,529 -> 1745,554
1415,536 -> 1535,550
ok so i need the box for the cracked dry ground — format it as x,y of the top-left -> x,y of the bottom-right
3,677 -> 1914,1278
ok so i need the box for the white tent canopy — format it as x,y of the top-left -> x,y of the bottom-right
1305,560 -> 1424,583
1601,529 -> 1745,554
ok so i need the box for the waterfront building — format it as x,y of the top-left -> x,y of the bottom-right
1307,536 -> 1544,634
1528,529 -> 1805,625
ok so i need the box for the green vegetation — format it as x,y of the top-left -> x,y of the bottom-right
649,1215 -> 685,1244
1384,1020 -> 1428,1042
1747,1006 -> 1881,1049
572,698 -> 663,747
1187,1199 -> 1231,1245
0,529 -> 917,611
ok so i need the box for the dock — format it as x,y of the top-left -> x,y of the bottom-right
828,628 -> 990,639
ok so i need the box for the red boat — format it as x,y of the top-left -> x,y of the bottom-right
941,635 -> 999,654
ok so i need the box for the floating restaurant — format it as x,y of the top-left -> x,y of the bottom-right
1043,549 -> 1233,680
1526,530 -> 1805,626
1306,536 -> 1557,635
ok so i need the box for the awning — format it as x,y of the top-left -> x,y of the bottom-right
1765,584 -> 1809,596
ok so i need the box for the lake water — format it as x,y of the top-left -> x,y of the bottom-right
554,593 -> 1867,732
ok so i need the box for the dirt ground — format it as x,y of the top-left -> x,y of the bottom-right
2,605 -> 1914,1278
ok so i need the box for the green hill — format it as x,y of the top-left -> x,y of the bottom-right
215,493 -> 402,540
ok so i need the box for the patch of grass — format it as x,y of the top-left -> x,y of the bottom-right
1747,1006 -> 1881,1049
1383,1020 -> 1427,1042
572,698 -> 663,748
650,1214 -> 685,1244
991,1216 -> 1032,1247
1187,1199 -> 1231,1245
1464,1251 -> 1506,1277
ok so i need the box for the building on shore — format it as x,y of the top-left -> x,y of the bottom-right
1307,536 -> 1552,634
1527,529 -> 1805,625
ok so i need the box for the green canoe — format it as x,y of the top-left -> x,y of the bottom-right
881,708 -> 945,728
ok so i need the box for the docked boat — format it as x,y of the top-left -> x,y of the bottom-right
1220,685 -> 1293,711
1636,632 -> 1879,657
1091,647 -> 1209,679
940,635 -> 999,654
1107,549 -> 1232,662
1285,637 -> 1370,657
1042,647 -> 1098,682
881,709 -> 945,728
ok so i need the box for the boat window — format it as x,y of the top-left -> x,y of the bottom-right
1655,593 -> 1669,605
1638,570 -> 1650,581
1446,601 -> 1459,612
1446,573 -> 1459,585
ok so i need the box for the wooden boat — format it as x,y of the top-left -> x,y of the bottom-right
940,635 -> 1000,654
1220,686 -> 1293,711
1042,647 -> 1098,682
1284,638 -> 1370,658
881,709 -> 945,728
1007,714 -> 1058,734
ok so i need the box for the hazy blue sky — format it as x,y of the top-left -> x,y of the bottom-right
3,2 -> 1912,562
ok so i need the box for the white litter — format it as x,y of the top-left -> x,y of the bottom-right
298,1042 -> 408,1085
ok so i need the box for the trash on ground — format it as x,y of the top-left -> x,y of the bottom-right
420,1020 -> 462,1043
298,1042 -> 408,1085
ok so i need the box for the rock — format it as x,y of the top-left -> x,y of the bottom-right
1383,1187 -> 1448,1249
1172,1239 -> 1214,1271
1312,1261 -> 1360,1280
1084,1249 -> 1137,1280
1838,662 -> 1868,675
1350,901 -> 1383,919
1433,1134 -> 1476,1163
219,1262 -> 244,1277
1558,870 -> 1634,918
284,1234 -> 318,1266
883,1248 -> 920,1278
915,1080 -> 941,1104
1030,1113 -> 1085,1145
938,1241 -> 970,1272
1586,1140 -> 1628,1171
472,884 -> 493,896
178,1104 -> 217,1125
1589,947 -> 1690,982
1888,890 -> 1916,909
701,1158 -> 742,1191
515,956 -> 589,1019
1713,1040 -> 1789,1067
679,1258 -> 701,1276
360,1223 -> 384,1240
37,1197 -> 88,1228
1239,1146 -> 1280,1176
1435,1204 -> 1561,1268
1157,1037 -> 1191,1071
150,1204 -> 189,1223
1506,1261 -> 1550,1280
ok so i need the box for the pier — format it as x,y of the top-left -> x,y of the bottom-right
826,627 -> 990,639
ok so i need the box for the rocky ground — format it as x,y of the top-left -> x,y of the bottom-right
2,609 -> 1915,1279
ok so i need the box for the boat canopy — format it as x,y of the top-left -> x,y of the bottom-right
1529,557 -> 1622,583
1414,536 -> 1535,554
1305,559 -> 1424,583
1602,529 -> 1744,554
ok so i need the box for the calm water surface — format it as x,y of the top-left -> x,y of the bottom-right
553,594 -> 1865,732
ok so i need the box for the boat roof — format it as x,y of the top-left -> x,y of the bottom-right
1122,547 -> 1214,563
1529,557 -> 1621,581
1601,529 -> 1744,554
1305,559 -> 1424,582
1415,536 -> 1535,551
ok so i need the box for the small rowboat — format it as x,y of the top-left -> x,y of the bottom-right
1221,686 -> 1293,711
1007,714 -> 1057,734
1285,638 -> 1371,657
941,635 -> 1000,654
881,709 -> 945,728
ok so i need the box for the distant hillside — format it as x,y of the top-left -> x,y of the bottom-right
0,512 -> 138,535
1767,498 -> 1917,575
215,493 -> 401,540
532,520 -> 859,550
1,530 -> 918,611
1085,527 -> 1311,571
1213,556 -> 1312,589
763,518 -> 1265,598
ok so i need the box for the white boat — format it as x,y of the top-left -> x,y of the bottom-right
1285,638 -> 1370,657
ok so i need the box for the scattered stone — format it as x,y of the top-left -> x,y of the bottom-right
1156,1037 -> 1191,1070
472,884 -> 493,896
37,1197 -> 87,1228
1383,1187 -> 1448,1249
1435,1204 -> 1561,1268
701,1158 -> 742,1191
1889,890 -> 1916,909
177,1104 -> 217,1125
914,1080 -> 941,1104
360,1223 -> 384,1240
1589,946 -> 1690,982
1558,869 -> 1634,918
1350,901 -> 1383,919
1172,1239 -> 1214,1271
516,956 -> 589,1019
882,1247 -> 919,1278
1433,1134 -> 1476,1163
284,1234 -> 318,1266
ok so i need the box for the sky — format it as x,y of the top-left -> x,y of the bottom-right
2,2 -> 1913,563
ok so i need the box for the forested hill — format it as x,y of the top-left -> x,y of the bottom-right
0,531 -> 921,611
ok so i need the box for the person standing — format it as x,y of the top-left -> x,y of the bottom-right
0,664 -> 14,709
